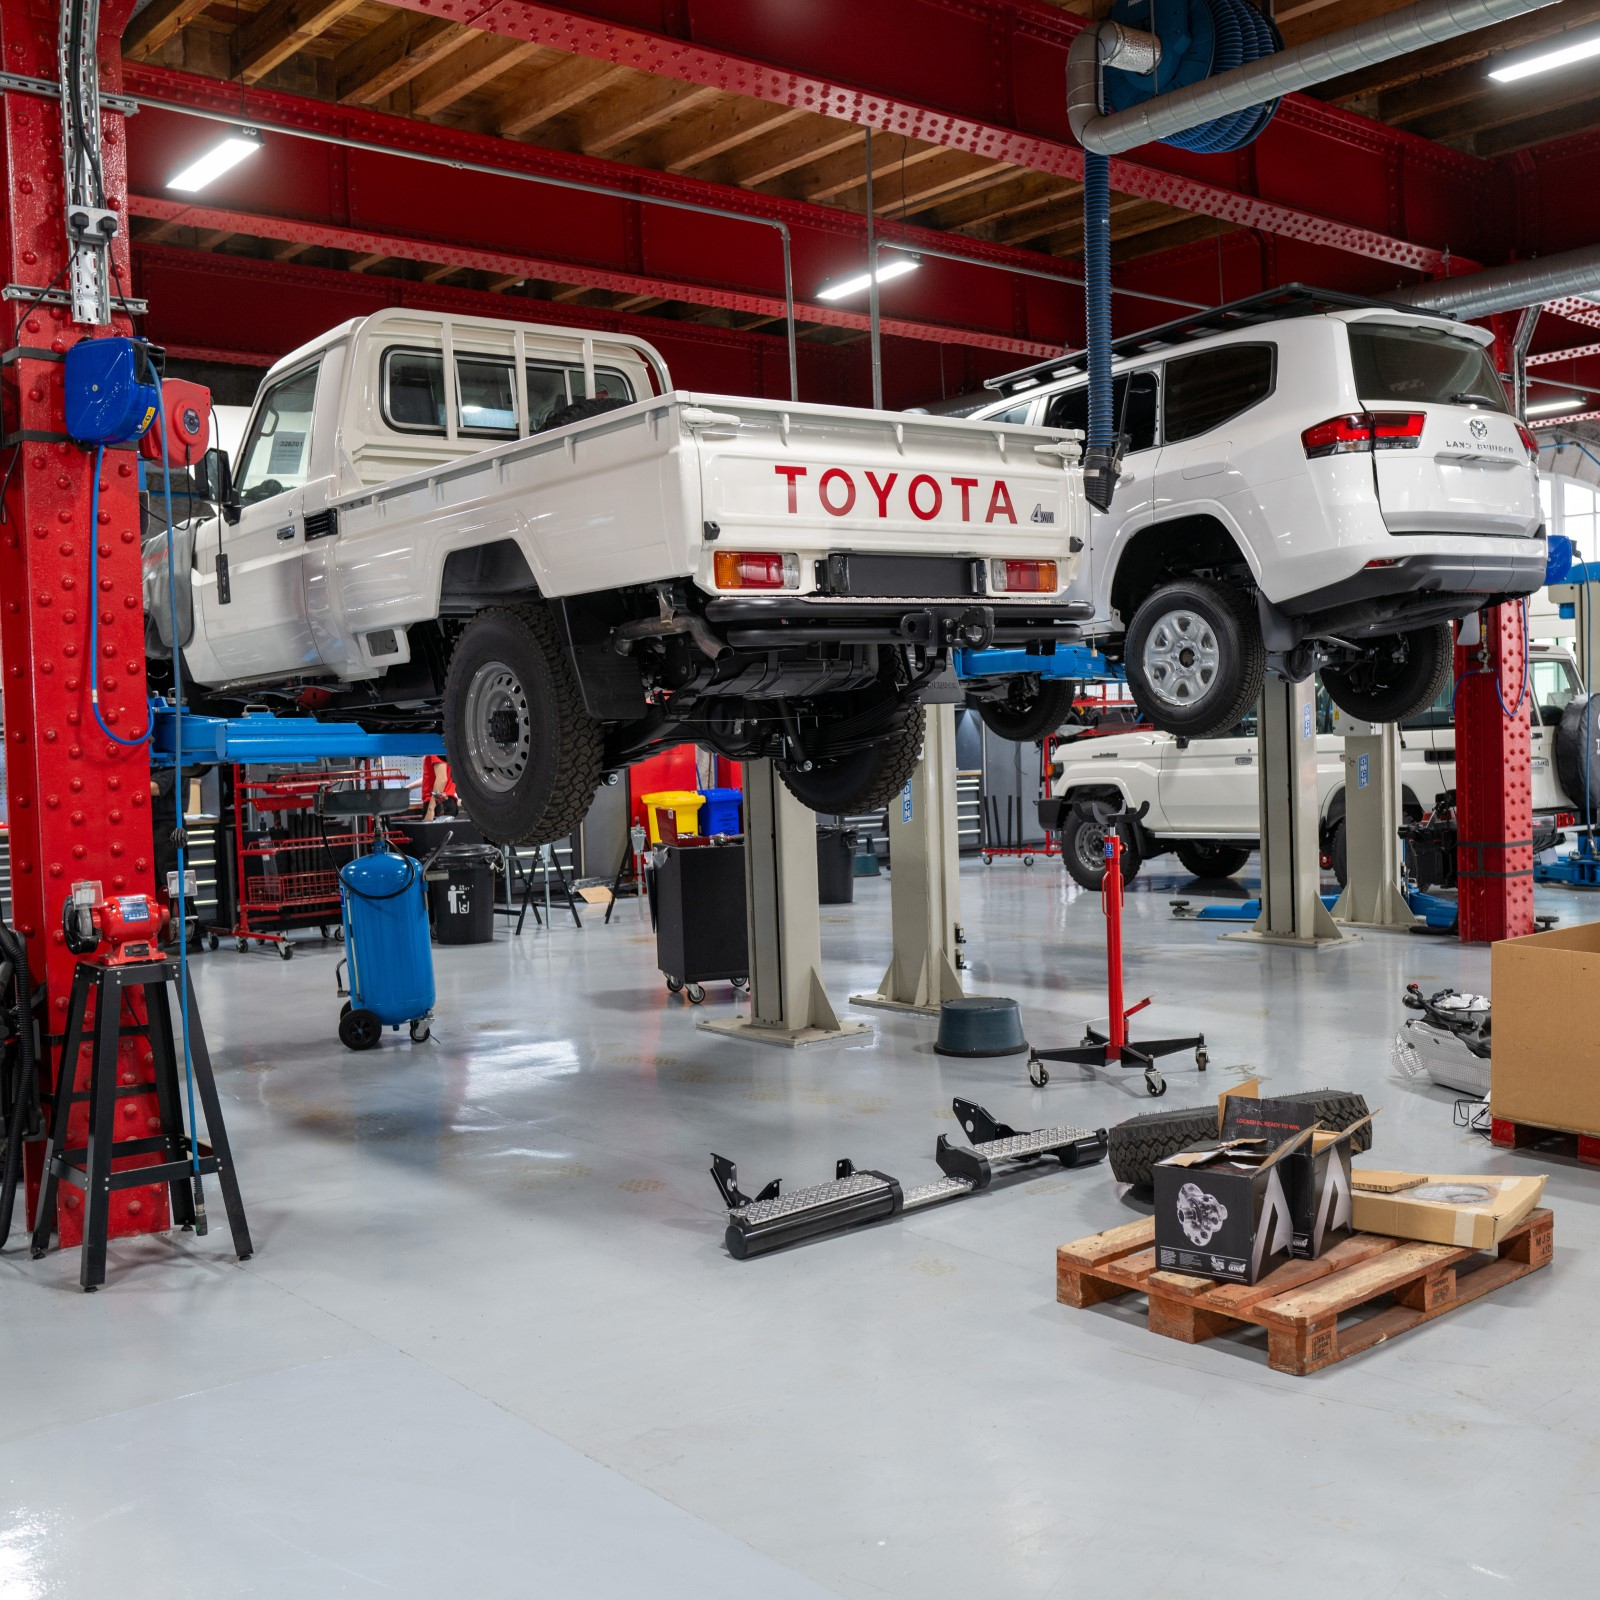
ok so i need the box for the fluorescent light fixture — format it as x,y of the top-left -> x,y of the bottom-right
167,129 -> 263,193
1489,27 -> 1600,84
815,253 -> 921,302
1526,395 -> 1587,417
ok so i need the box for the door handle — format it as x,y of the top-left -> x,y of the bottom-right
277,525 -> 297,542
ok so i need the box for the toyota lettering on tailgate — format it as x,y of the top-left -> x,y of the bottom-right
774,465 -> 1019,524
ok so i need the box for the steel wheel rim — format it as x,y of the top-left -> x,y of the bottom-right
1075,824 -> 1107,877
463,659 -> 531,794
1143,608 -> 1220,710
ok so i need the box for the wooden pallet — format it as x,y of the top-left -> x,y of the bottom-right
1491,1116 -> 1600,1168
1056,1209 -> 1552,1376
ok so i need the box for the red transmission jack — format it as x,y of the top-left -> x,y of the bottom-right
62,881 -> 169,966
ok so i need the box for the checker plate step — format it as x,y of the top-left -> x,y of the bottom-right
900,1177 -> 978,1210
730,1171 -> 892,1226
973,1125 -> 1098,1161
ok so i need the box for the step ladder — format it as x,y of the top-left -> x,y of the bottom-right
712,1098 -> 1106,1258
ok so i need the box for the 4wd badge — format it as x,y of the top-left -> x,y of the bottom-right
1030,504 -> 1055,524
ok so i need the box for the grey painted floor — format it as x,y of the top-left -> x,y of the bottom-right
3,859 -> 1597,1598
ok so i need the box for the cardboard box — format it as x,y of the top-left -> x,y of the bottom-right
1492,920 -> 1600,1136
1220,1095 -> 1373,1261
1351,1170 -> 1548,1249
1152,1128 -> 1313,1284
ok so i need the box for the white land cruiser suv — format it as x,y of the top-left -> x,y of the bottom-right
144,309 -> 1090,845
969,285 -> 1546,742
1044,644 -> 1588,889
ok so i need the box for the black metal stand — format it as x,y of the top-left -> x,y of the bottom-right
29,958 -> 252,1290
1027,1019 -> 1208,1096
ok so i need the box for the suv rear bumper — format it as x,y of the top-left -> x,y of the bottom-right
702,596 -> 1093,650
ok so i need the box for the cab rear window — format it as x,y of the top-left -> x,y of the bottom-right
1348,324 -> 1508,412
382,348 -> 636,436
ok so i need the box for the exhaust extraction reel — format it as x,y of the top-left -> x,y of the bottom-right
710,1099 -> 1108,1259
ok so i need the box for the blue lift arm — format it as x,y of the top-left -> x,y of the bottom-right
148,702 -> 445,768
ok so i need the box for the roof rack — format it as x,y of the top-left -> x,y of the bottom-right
984,282 -> 1456,396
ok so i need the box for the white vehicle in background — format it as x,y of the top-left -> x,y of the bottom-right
1042,644 -> 1588,889
969,285 -> 1546,743
145,309 -> 1090,845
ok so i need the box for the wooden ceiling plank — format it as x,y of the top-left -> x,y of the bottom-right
579,80 -> 723,157
238,0 -> 369,86
494,57 -> 634,139
1473,97 -> 1600,157
347,253 -> 386,272
410,38 -> 545,119
723,120 -> 863,188
933,177 -> 1081,233
123,0 -> 215,62
1400,71 -> 1600,142
795,140 -> 944,203
335,17 -> 464,106
656,102 -> 808,175
421,263 -> 461,282
271,239 -> 314,261
878,157 -> 1017,215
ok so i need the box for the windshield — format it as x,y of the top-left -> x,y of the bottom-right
1348,324 -> 1508,412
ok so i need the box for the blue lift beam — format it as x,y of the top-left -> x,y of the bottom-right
149,703 -> 444,768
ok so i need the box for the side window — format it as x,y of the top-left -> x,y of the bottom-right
457,357 -> 516,437
384,350 -> 446,434
1163,344 -> 1275,444
1044,371 -> 1158,452
575,366 -> 635,405
1402,679 -> 1454,732
235,361 -> 321,505
986,401 -> 1035,424
1532,658 -> 1579,727
526,362 -> 636,429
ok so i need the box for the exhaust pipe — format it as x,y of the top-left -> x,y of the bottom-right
1395,241 -> 1600,320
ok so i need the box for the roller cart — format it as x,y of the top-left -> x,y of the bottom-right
711,1098 -> 1107,1258
654,838 -> 748,1004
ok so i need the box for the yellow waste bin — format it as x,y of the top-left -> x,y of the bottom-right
641,790 -> 705,844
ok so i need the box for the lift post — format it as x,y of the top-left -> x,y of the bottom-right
1225,676 -> 1344,950
851,704 -> 964,1015
1331,716 -> 1417,930
0,0 -> 174,1245
700,760 -> 869,1049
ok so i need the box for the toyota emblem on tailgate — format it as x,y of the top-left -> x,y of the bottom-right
1469,417 -> 1488,439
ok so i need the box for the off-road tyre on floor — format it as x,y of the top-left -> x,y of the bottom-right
1274,1088 -> 1374,1153
1107,1105 -> 1220,1186
977,678 -> 1076,743
441,602 -> 604,847
1320,622 -> 1452,726
1124,577 -> 1265,740
1060,808 -> 1142,891
779,699 -> 925,814
1174,841 -> 1252,879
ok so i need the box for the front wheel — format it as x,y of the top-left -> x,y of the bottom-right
1174,841 -> 1252,879
1124,578 -> 1264,739
1320,623 -> 1452,725
441,603 -> 604,846
1060,811 -> 1141,891
977,678 -> 1076,742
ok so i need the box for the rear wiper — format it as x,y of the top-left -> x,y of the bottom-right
1449,391 -> 1501,408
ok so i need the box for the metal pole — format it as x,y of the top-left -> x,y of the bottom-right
1512,305 -> 1541,422
780,225 -> 798,401
865,127 -> 882,410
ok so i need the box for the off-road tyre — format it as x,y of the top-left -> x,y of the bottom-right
538,397 -> 628,433
441,603 -> 604,847
1124,578 -> 1265,740
1274,1088 -> 1373,1153
1174,841 -> 1252,879
977,678 -> 1076,743
1107,1105 -> 1220,1186
1060,809 -> 1142,891
1320,622 -> 1452,726
1554,695 -> 1600,814
779,700 -> 925,814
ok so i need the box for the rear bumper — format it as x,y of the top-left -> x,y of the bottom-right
702,596 -> 1093,649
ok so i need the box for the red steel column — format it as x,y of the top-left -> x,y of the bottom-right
1,0 -> 170,1240
1453,604 -> 1535,944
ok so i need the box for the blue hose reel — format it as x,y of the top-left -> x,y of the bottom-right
1100,0 -> 1285,154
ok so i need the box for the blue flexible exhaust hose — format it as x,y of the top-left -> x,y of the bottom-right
1084,150 -> 1114,455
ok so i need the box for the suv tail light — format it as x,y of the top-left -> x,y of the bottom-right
1516,422 -> 1538,459
1301,411 -> 1425,458
713,550 -> 799,590
990,558 -> 1059,593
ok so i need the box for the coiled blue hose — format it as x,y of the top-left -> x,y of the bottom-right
1163,0 -> 1282,154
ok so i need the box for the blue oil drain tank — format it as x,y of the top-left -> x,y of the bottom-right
338,841 -> 435,1050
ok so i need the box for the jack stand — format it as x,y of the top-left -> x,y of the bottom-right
852,704 -> 965,1015
1225,676 -> 1346,950
711,1096 -> 1107,1257
1332,717 -> 1418,929
1027,814 -> 1207,1097
700,760 -> 869,1049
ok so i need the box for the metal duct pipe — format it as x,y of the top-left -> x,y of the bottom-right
1069,0 -> 1558,157
1395,242 -> 1600,319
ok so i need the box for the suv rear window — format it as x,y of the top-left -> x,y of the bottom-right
1348,324 -> 1508,412
1163,344 -> 1274,443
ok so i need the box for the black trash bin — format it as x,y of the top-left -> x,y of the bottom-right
816,825 -> 857,906
427,847 -> 498,945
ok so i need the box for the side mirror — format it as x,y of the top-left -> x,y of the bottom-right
192,447 -> 240,524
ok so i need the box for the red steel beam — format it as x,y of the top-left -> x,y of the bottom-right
377,0 -> 1500,274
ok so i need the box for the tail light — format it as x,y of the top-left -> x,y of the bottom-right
990,559 -> 1059,593
1516,423 -> 1538,459
713,550 -> 799,590
1301,411 -> 1425,458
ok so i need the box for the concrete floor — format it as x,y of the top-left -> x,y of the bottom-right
3,859 -> 1597,1598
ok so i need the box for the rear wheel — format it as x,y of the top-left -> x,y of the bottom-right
779,700 -> 925,814
1061,809 -> 1141,891
442,604 -> 603,847
1174,841 -> 1252,879
977,678 -> 1076,742
1124,578 -> 1264,740
1321,623 -> 1452,725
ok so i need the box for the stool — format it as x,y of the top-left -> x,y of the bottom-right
30,958 -> 252,1291
934,996 -> 1028,1058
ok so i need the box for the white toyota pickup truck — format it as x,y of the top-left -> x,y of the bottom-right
144,309 -> 1089,844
